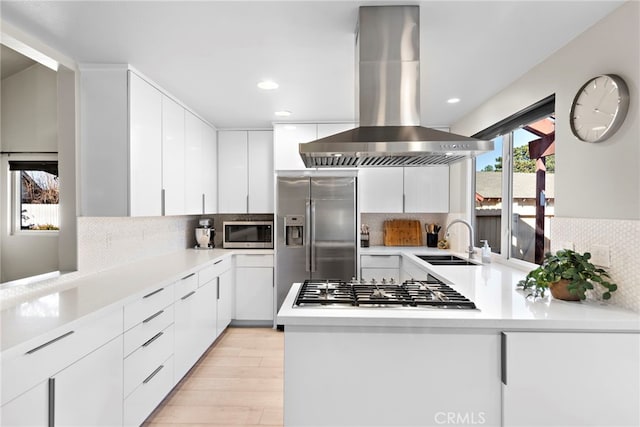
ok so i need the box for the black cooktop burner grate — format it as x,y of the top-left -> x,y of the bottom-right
294,277 -> 476,309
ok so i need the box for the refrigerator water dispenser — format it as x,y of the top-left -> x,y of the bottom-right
284,215 -> 304,247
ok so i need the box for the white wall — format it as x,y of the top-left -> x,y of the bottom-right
0,62 -> 60,282
452,1 -> 639,221
1,63 -> 57,152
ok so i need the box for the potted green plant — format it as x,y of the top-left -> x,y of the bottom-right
517,249 -> 617,301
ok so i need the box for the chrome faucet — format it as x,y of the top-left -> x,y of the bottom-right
445,219 -> 476,259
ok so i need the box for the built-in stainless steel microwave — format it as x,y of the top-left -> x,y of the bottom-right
222,221 -> 274,249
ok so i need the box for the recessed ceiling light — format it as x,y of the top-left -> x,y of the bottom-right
257,80 -> 279,90
275,110 -> 292,117
447,98 -> 461,104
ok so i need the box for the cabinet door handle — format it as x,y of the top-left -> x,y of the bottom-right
26,331 -> 75,355
216,277 -> 220,300
142,310 -> 164,324
501,332 -> 507,386
181,290 -> 196,301
161,189 -> 166,216
143,288 -> 164,299
48,377 -> 55,427
143,364 -> 164,384
181,272 -> 195,281
142,331 -> 163,348
202,193 -> 205,214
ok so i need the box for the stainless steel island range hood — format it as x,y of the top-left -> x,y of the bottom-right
299,5 -> 493,168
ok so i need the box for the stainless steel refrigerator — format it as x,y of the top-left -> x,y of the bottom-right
276,175 -> 357,312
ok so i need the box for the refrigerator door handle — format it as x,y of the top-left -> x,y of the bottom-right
311,199 -> 317,272
305,200 -> 311,272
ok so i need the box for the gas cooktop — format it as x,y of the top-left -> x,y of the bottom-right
294,277 -> 476,309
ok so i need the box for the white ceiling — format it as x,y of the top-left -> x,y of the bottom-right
0,1 -> 624,130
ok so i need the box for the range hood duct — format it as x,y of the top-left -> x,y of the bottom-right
299,5 -> 493,168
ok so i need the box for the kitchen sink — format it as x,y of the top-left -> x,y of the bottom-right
416,255 -> 479,266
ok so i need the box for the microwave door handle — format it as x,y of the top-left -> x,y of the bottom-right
305,201 -> 311,273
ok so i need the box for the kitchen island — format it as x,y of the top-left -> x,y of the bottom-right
277,249 -> 640,427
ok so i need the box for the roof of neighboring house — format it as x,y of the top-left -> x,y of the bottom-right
476,171 -> 555,199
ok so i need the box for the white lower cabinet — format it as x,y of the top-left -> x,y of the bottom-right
0,336 -> 123,427
173,272 -> 203,382
124,355 -> 174,427
502,331 -> 640,427
234,255 -> 274,322
360,255 -> 401,282
0,379 -> 48,427
54,336 -> 123,426
217,268 -> 233,336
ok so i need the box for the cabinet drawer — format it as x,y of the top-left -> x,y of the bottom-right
174,272 -> 198,301
235,254 -> 274,267
124,355 -> 174,427
361,255 -> 400,269
1,308 -> 123,406
124,324 -> 174,398
124,284 -> 174,331
199,256 -> 232,285
123,305 -> 174,357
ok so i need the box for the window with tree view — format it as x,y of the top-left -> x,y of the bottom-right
474,102 -> 555,265
10,161 -> 60,231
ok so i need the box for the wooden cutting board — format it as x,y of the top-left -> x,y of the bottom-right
383,220 -> 423,246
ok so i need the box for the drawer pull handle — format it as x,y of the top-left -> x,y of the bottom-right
181,290 -> 196,300
214,259 -> 223,265
143,288 -> 164,299
142,331 -> 163,348
142,310 -> 164,324
143,364 -> 164,384
26,331 -> 75,355
181,272 -> 195,281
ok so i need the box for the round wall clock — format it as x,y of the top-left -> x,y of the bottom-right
570,74 -> 630,143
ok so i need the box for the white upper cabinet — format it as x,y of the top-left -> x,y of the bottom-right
359,166 -> 449,213
403,167 -> 449,213
273,122 -> 356,171
273,123 -> 317,170
248,131 -> 274,213
128,72 -> 163,217
358,168 -> 404,212
80,65 -> 217,217
316,122 -> 355,139
218,131 -> 249,213
202,123 -> 218,214
218,130 -> 273,213
161,96 -> 185,216
184,112 -> 204,215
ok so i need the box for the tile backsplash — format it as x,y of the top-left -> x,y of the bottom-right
551,217 -> 640,313
361,213 -> 448,247
77,216 -> 200,273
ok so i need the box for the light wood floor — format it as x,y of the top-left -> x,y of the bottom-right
144,327 -> 284,427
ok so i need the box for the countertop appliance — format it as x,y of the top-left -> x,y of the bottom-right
299,5 -> 493,168
222,220 -> 273,249
195,218 -> 215,249
294,278 -> 476,309
276,175 -> 357,313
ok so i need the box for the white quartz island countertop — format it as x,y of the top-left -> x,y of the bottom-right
278,246 -> 640,332
0,248 -> 272,355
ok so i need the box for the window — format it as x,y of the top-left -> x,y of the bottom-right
473,96 -> 555,265
9,160 -> 59,231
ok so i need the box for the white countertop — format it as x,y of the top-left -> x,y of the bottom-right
278,247 -> 640,332
0,248 -> 273,355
